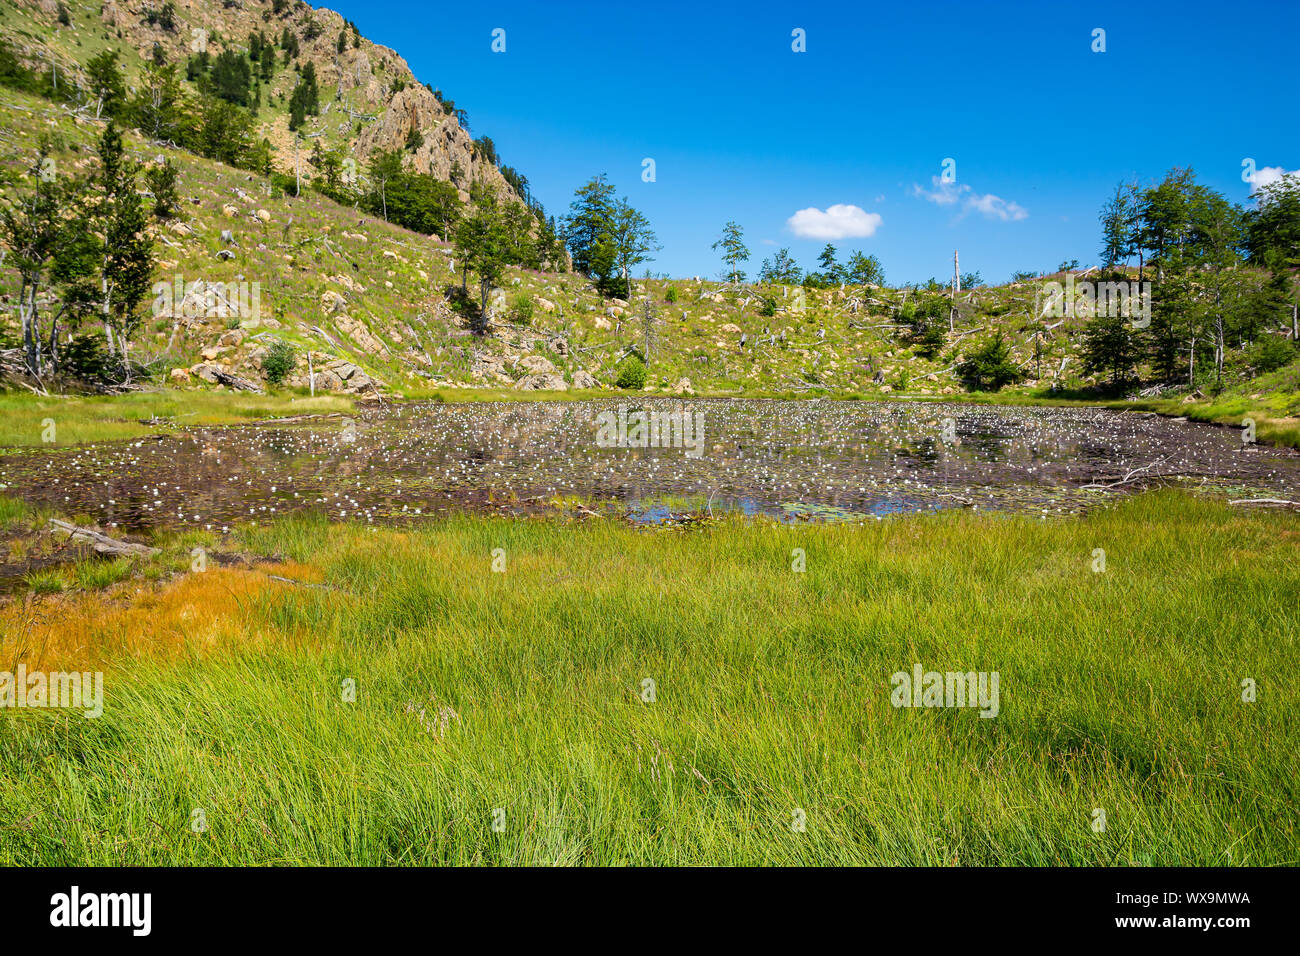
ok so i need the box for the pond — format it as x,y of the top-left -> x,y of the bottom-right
1,399 -> 1297,534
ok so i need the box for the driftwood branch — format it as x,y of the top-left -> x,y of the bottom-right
1082,456 -> 1174,489
49,519 -> 159,558
210,369 -> 264,393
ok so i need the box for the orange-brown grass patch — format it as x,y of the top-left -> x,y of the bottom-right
0,561 -> 317,670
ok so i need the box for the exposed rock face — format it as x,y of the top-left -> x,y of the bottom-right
22,0 -> 527,207
355,85 -> 516,203
514,372 -> 568,391
470,353 -> 512,385
322,360 -> 376,394
333,314 -> 387,356
310,369 -> 345,392
320,291 -> 348,315
515,355 -> 557,376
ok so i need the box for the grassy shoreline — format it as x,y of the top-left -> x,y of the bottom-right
0,390 -> 355,448
1,492 -> 1296,865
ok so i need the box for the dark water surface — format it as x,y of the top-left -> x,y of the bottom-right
1,399 -> 1297,533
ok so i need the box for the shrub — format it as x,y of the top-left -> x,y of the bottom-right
145,160 -> 179,219
270,172 -> 298,198
664,285 -> 678,303
911,321 -> 945,360
903,296 -> 947,359
61,335 -> 115,384
615,356 -> 647,390
956,331 -> 1022,392
510,294 -> 535,326
1245,335 -> 1297,376
262,338 -> 297,385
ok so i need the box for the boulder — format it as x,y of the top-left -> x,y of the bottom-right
571,369 -> 599,389
470,354 -> 512,384
514,372 -> 568,391
516,355 -> 557,376
335,314 -> 387,355
320,290 -> 348,314
325,360 -> 364,381
311,369 -> 344,392
169,367 -> 190,385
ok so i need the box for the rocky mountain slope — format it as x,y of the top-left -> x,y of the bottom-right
6,0 -> 520,203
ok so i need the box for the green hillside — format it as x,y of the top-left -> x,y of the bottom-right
0,0 -> 1297,433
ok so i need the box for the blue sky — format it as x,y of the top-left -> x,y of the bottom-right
328,0 -> 1298,285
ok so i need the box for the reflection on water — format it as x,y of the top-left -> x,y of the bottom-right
1,399 -> 1297,532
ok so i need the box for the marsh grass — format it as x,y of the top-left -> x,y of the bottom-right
0,391 -> 354,448
0,492 -> 1296,865
20,568 -> 64,595
71,557 -> 136,591
0,495 -> 30,528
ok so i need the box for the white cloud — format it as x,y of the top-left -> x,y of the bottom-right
786,204 -> 883,240
1247,165 -> 1298,194
910,176 -> 1028,221
911,177 -> 963,206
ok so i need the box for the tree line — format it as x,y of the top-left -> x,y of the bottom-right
1,124 -> 158,384
1084,168 -> 1299,390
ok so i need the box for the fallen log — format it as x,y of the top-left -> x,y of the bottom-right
210,368 -> 265,393
1229,498 -> 1300,507
49,519 -> 160,558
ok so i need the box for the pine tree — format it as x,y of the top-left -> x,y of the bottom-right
712,221 -> 749,283
563,174 -> 616,278
86,49 -> 126,118
1080,314 -> 1141,389
95,123 -> 155,378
